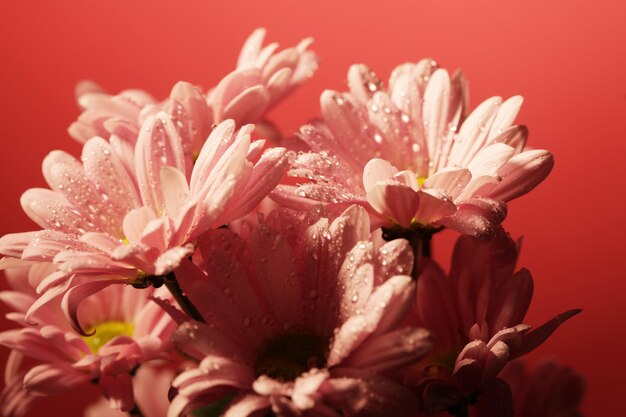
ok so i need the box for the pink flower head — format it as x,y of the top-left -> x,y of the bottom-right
168,206 -> 432,417
501,359 -> 585,417
0,265 -> 177,415
275,60 -> 553,236
68,80 -> 211,159
69,28 -> 318,148
0,118 -> 289,331
408,230 -> 580,414
209,28 -> 319,127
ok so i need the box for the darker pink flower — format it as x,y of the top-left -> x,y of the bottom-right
168,206 -> 432,417
275,60 -> 553,236
406,230 -> 580,415
0,265 -> 177,415
501,360 -> 585,417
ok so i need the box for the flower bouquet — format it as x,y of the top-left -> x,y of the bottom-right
0,29 -> 584,417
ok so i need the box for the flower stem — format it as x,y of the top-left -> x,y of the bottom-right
165,272 -> 205,322
448,405 -> 469,417
129,405 -> 145,417
381,226 -> 438,280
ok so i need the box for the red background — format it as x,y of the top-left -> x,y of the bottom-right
1,1 -> 624,416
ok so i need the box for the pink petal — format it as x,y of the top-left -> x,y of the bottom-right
347,64 -> 383,102
135,113 -> 186,213
172,321 -> 250,363
489,149 -> 554,202
189,120 -> 237,196
23,363 -> 88,396
81,136 -> 142,219
0,232 -> 37,258
422,68 -> 451,159
222,85 -> 271,124
449,97 -> 502,167
492,125 -> 528,153
218,147 -> 289,223
343,327 -> 432,373
329,276 -> 415,366
438,198 -> 507,236
490,268 -> 534,332
101,373 -> 134,412
423,167 -> 471,199
62,279 -> 120,335
487,96 -> 524,141
223,394 -> 271,417
237,28 -> 266,68
366,183 -> 420,228
160,166 -> 190,218
466,143 -> 516,178
20,188 -> 92,234
122,207 -> 157,244
413,189 -> 457,225
511,309 -> 582,360
338,242 -> 376,321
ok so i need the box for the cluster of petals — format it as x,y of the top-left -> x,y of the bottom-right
407,229 -> 580,415
84,362 -> 176,417
275,60 -> 554,235
0,27 -> 585,417
69,28 -> 318,148
0,118 -> 289,329
168,206 -> 433,417
0,264 -> 176,416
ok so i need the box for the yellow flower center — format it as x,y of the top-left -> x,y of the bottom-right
417,176 -> 427,188
82,321 -> 135,354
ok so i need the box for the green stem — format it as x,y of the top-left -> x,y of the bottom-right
165,272 -> 205,322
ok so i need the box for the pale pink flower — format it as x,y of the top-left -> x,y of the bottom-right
68,80 -> 211,160
274,60 -> 553,235
501,360 -> 585,417
168,206 -> 432,417
0,119 -> 289,329
407,230 -> 580,415
69,29 -> 318,148
0,265 -> 177,415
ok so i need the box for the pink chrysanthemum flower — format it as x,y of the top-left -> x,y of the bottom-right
501,360 -> 585,417
69,80 -> 212,165
274,60 -> 553,236
407,230 -> 580,415
0,265 -> 177,415
69,28 -> 318,147
167,206 -> 432,417
209,28 -> 318,127
0,119 -> 288,330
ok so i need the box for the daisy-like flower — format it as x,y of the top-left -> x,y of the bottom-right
501,360 -> 585,417
0,118 -> 289,330
69,28 -> 318,148
168,206 -> 432,417
274,60 -> 553,237
407,230 -> 580,415
0,265 -> 177,415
